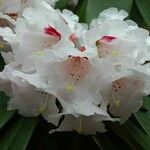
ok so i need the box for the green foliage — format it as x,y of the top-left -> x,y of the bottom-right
135,0 -> 150,30
55,0 -> 70,10
0,93 -> 15,129
134,97 -> 150,136
0,0 -> 150,149
75,0 -> 133,23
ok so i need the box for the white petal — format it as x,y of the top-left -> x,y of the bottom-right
50,115 -> 106,135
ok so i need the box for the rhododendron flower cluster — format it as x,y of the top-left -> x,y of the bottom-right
0,0 -> 150,135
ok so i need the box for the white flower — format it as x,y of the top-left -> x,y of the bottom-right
50,115 -> 107,135
85,19 -> 149,69
59,9 -> 79,31
0,63 -> 60,125
0,0 -> 59,19
12,47 -> 114,120
90,7 -> 128,28
0,5 -> 150,135
0,3 -> 73,72
108,66 -> 150,123
57,9 -> 88,51
109,77 -> 143,123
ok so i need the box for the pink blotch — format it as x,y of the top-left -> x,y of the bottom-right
96,35 -> 117,58
68,33 -> 78,43
79,46 -> 86,52
44,26 -> 61,41
69,33 -> 86,52
100,35 -> 117,43
62,56 -> 90,82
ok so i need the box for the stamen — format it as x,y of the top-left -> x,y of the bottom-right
65,84 -> 74,92
111,50 -> 120,56
62,56 -> 90,92
111,77 -> 144,107
38,94 -> 49,113
111,93 -> 121,107
76,117 -> 82,133
34,50 -> 44,56
0,43 -> 5,49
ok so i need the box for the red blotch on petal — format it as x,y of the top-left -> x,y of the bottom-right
68,33 -> 78,43
44,26 -> 61,40
79,46 -> 86,52
62,56 -> 90,82
100,35 -> 117,43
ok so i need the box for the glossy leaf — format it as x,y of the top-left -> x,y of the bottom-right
0,92 -> 15,130
93,132 -> 132,150
107,121 -> 150,150
0,116 -> 38,150
143,96 -> 150,111
135,0 -> 150,30
75,0 -> 133,23
130,0 -> 148,29
75,0 -> 88,23
9,117 -> 38,150
134,97 -> 150,136
56,0 -> 70,10
0,117 -> 25,150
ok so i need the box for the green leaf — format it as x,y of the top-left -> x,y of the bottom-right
55,0 -> 70,10
9,117 -> 38,150
0,116 -> 38,150
93,132 -> 132,150
26,118 -> 52,150
75,0 -> 133,23
0,92 -> 15,130
130,0 -> 148,29
75,0 -> 88,23
107,121 -> 150,150
134,96 -> 150,136
143,96 -> 150,111
0,117 -> 25,150
135,0 -> 150,30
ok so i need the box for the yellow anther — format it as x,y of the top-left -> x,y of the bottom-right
114,99 -> 121,107
38,107 -> 45,113
35,50 -> 44,56
76,118 -> 82,134
111,50 -> 119,56
65,85 -> 74,92
112,93 -> 121,107
0,43 -> 5,49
